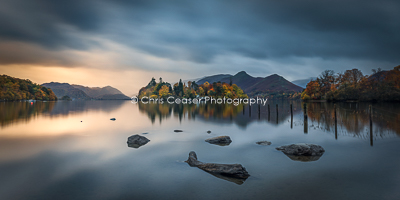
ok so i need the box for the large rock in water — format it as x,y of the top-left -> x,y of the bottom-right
276,143 -> 325,157
205,136 -> 232,146
185,151 -> 250,180
127,134 -> 150,148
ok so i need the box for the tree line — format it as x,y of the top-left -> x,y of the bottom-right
0,75 -> 57,101
301,65 -> 400,101
138,77 -> 248,99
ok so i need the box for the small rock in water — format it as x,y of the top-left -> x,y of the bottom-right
110,118 -> 116,121
174,130 -> 183,132
276,143 -> 325,156
256,141 -> 271,146
80,121 -> 82,122
207,130 -> 211,133
127,134 -> 150,149
205,136 -> 232,145
142,132 -> 149,135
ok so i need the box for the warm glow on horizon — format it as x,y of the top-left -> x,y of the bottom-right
0,65 -> 182,96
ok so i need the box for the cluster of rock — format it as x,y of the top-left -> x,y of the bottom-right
124,129 -> 326,184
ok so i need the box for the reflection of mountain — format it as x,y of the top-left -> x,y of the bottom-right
136,101 -> 400,139
137,100 -> 303,128
0,101 -> 125,127
49,101 -> 125,115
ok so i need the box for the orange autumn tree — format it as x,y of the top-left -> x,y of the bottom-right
302,66 -> 400,101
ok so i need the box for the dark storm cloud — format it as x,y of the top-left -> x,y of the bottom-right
0,0 -> 399,67
0,0 -> 102,50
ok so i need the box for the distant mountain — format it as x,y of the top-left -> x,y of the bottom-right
42,82 -> 91,100
42,82 -> 130,100
291,77 -> 317,88
71,85 -> 128,99
196,71 -> 303,96
196,74 -> 232,85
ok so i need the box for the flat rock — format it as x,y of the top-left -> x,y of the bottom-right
256,141 -> 271,146
205,136 -> 232,145
127,134 -> 150,148
276,143 -> 325,156
110,118 -> 116,121
185,151 -> 250,182
174,130 -> 183,132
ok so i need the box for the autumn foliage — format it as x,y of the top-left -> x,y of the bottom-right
301,66 -> 400,101
0,75 -> 57,101
138,77 -> 248,99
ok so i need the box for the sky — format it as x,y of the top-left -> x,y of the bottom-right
0,0 -> 399,95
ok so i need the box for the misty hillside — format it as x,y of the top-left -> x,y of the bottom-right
42,82 -> 91,100
42,82 -> 130,100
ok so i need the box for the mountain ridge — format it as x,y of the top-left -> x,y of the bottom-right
196,71 -> 303,96
42,82 -> 130,100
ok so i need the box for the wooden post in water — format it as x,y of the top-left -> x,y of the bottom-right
276,104 -> 279,124
290,104 -> 293,129
304,103 -> 308,134
268,104 -> 270,121
249,104 -> 251,117
334,104 -> 337,140
369,105 -> 373,146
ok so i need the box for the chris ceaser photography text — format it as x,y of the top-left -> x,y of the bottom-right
131,96 -> 268,106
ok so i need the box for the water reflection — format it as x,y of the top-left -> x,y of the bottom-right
0,101 -> 125,128
1,100 -> 399,142
138,100 -> 304,128
0,101 -> 55,128
136,101 -> 400,143
1,100 -> 400,199
304,102 -> 400,142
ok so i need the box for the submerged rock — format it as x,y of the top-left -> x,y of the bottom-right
256,141 -> 271,146
127,134 -> 150,148
174,130 -> 183,132
185,151 -> 250,183
110,118 -> 116,121
205,136 -> 232,146
285,154 -> 323,162
276,143 -> 325,156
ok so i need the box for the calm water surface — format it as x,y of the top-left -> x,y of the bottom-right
1,100 -> 400,200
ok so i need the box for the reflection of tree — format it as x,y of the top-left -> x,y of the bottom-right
0,101 -> 126,128
305,102 -> 400,138
138,102 -> 244,124
136,100 -> 304,127
138,103 -> 173,124
0,102 -> 55,127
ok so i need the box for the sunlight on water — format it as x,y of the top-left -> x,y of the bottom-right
0,100 -> 400,200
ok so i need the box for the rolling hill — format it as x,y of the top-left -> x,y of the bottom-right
197,71 -> 303,96
42,82 -> 130,100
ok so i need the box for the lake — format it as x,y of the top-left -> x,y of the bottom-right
1,100 -> 400,200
